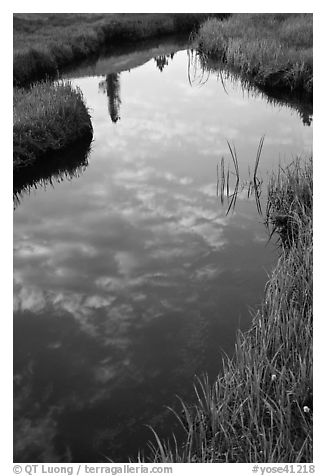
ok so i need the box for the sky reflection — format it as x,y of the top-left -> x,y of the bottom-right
14,46 -> 312,462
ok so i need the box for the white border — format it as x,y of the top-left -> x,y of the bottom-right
4,3 -> 324,474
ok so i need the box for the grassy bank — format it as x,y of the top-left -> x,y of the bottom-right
144,158 -> 312,463
196,14 -> 313,96
13,13 -> 225,86
13,81 -> 93,170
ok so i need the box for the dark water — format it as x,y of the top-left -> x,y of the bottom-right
13,39 -> 312,463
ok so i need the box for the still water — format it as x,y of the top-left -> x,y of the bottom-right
13,38 -> 312,462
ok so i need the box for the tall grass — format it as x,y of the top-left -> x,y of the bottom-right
196,14 -> 313,95
266,158 -> 312,246
13,13 -> 225,86
141,158 -> 312,463
13,81 -> 93,169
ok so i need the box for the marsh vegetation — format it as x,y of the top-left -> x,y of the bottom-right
196,14 -> 313,96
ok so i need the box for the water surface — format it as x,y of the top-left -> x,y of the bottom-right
13,39 -> 312,462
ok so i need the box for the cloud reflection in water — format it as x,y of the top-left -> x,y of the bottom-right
14,47 -> 312,462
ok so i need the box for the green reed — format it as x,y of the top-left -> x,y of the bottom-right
216,138 -> 264,215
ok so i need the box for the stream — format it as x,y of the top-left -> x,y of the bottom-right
13,36 -> 312,462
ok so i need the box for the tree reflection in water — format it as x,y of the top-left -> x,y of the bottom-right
99,73 -> 121,123
154,53 -> 175,72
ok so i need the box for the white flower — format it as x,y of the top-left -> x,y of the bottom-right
303,406 -> 310,413
271,374 -> 277,382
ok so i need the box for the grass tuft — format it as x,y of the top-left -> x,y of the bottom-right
13,81 -> 93,170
